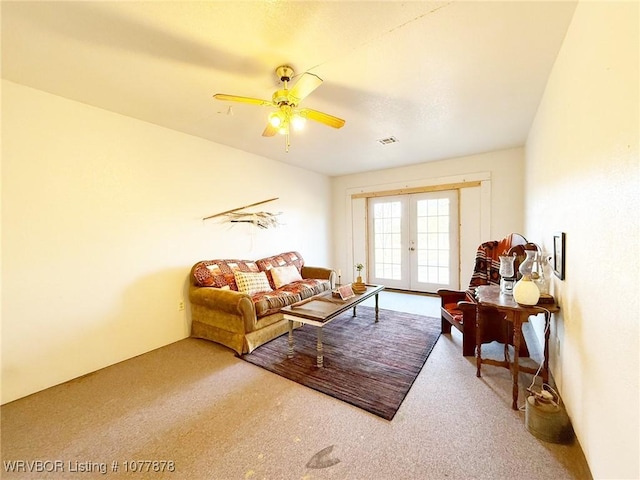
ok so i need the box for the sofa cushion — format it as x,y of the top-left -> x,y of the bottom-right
444,302 -> 464,324
253,279 -> 331,317
256,251 -> 304,290
234,271 -> 273,296
271,265 -> 303,288
192,259 -> 260,289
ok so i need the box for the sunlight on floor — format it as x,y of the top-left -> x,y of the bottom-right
359,290 -> 440,318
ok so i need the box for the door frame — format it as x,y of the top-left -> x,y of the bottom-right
366,191 -> 460,292
345,173 -> 491,289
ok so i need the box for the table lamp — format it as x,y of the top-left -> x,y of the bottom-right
513,274 -> 540,306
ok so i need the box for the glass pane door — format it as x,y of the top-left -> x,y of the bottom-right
410,191 -> 459,292
367,191 -> 459,293
368,196 -> 409,289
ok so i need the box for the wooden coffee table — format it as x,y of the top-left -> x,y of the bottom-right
281,284 -> 384,367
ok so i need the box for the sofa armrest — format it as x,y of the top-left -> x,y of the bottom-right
436,289 -> 467,307
457,300 -> 477,314
189,286 -> 256,331
301,266 -> 336,287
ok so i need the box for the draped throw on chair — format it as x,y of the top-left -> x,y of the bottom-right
469,235 -> 523,288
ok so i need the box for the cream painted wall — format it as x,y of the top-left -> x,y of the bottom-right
331,147 -> 526,287
1,80 -> 332,404
525,2 -> 639,478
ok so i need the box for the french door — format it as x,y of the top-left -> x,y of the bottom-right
367,191 -> 459,293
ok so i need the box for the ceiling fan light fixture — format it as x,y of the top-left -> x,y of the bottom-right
268,111 -> 284,128
214,65 -> 345,153
291,113 -> 306,131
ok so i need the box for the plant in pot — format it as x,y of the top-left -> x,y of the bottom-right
355,263 -> 365,283
353,263 -> 367,293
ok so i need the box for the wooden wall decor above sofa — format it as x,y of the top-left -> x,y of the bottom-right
202,197 -> 281,228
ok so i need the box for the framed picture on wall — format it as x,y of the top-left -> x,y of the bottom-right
553,232 -> 566,280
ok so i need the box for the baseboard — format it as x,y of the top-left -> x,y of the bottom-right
383,288 -> 439,298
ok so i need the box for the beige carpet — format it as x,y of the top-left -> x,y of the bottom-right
1,292 -> 592,479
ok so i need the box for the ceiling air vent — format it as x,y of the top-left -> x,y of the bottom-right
377,136 -> 399,145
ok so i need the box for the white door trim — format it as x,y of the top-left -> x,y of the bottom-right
344,173 -> 491,287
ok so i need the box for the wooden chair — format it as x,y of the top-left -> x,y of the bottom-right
437,233 -> 535,357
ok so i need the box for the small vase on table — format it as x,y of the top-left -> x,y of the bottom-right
353,264 -> 367,293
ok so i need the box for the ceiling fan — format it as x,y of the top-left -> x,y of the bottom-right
214,65 -> 345,152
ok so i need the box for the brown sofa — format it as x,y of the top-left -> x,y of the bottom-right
189,251 -> 335,354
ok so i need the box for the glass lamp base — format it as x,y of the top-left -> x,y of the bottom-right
500,278 -> 515,295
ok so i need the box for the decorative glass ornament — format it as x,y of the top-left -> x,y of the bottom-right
534,253 -> 553,295
519,250 -> 538,277
513,274 -> 540,306
499,254 -> 516,295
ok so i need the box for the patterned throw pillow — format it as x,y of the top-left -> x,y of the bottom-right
256,251 -> 305,289
234,271 -> 273,296
271,265 -> 303,289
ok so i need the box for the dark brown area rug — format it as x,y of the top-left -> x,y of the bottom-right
240,306 -> 440,420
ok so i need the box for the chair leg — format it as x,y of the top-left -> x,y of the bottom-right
463,318 -> 477,357
462,336 -> 476,357
441,317 -> 452,334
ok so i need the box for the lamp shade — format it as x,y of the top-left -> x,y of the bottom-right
291,114 -> 306,131
513,275 -> 540,306
268,111 -> 283,127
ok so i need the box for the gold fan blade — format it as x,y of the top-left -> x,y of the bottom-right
288,73 -> 323,105
262,123 -> 278,137
298,108 -> 345,129
213,93 -> 273,107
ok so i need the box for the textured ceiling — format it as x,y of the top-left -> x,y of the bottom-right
1,1 -> 577,176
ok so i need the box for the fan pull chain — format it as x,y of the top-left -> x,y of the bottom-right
285,131 -> 290,153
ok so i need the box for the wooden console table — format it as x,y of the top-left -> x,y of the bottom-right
474,285 -> 559,410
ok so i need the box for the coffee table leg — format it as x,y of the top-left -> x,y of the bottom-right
287,320 -> 294,359
352,306 -> 356,317
375,293 -> 380,322
316,327 -> 324,367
